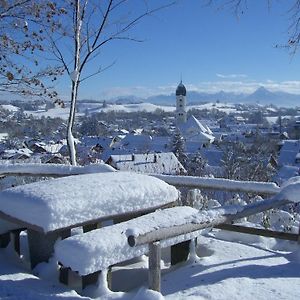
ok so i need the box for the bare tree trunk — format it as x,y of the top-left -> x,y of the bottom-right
67,81 -> 79,166
67,0 -> 82,166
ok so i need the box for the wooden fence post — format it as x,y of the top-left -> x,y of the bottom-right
149,242 -> 161,292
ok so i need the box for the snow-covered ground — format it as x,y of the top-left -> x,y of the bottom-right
0,104 -> 19,112
23,102 -> 237,119
0,230 -> 300,299
24,107 -> 84,120
0,168 -> 300,300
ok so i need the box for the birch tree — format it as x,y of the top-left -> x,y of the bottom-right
42,0 -> 174,165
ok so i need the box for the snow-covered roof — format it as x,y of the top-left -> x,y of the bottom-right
1,148 -> 32,160
181,115 -> 208,134
113,134 -> 153,151
278,140 -> 300,166
0,171 -> 179,232
107,152 -> 186,175
80,136 -> 113,149
273,165 -> 300,185
186,131 -> 215,144
180,115 -> 215,144
101,136 -> 172,161
0,133 -> 8,142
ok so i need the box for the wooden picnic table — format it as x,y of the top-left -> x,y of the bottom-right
0,171 -> 179,268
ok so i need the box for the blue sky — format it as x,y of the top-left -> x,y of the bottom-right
57,0 -> 300,100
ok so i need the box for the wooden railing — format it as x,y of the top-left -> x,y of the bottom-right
127,188 -> 299,291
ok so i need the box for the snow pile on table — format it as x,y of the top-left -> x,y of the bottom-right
55,206 -> 198,275
0,162 -> 116,176
0,172 -> 179,232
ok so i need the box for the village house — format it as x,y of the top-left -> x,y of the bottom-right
106,152 -> 186,175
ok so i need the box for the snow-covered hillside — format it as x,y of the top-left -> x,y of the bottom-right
23,101 -> 237,119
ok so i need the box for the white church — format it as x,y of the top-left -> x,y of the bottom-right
175,81 -> 215,149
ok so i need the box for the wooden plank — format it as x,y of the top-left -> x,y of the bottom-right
128,196 -> 293,247
215,224 -> 299,241
148,242 -> 161,292
59,267 -> 71,285
0,201 -> 176,234
0,211 -> 43,233
82,223 -> 99,233
152,174 -> 279,195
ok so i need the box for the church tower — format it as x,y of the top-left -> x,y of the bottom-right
176,80 -> 187,125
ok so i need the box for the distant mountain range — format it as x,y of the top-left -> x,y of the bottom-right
2,86 -> 299,108
103,87 -> 300,107
142,87 -> 300,107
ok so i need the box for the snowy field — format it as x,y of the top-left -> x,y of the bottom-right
0,231 -> 299,299
23,102 -> 237,120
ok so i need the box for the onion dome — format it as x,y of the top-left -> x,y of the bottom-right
176,81 -> 187,96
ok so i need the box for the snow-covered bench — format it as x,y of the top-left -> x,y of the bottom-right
55,206 -> 200,290
0,171 -> 179,268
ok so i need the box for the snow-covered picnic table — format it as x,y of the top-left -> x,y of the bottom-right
0,171 -> 179,268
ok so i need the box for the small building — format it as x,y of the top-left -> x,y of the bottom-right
106,152 -> 186,175
0,148 -> 32,160
278,140 -> 300,167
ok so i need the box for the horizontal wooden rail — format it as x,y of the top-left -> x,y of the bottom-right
0,163 -> 115,178
0,163 -> 280,196
128,192 -> 298,292
215,223 -> 299,242
152,174 -> 280,195
128,195 -> 291,247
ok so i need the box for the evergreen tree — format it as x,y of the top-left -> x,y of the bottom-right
171,130 -> 187,167
187,151 -> 207,177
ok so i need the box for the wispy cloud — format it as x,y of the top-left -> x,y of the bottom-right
216,73 -> 248,79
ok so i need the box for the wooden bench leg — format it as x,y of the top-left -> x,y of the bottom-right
82,271 -> 101,290
81,267 -> 112,290
149,242 -> 161,292
59,266 -> 71,285
107,266 -> 112,291
27,228 -> 71,269
10,229 -> 23,256
82,223 -> 99,233
171,240 -> 191,266
0,232 -> 10,248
